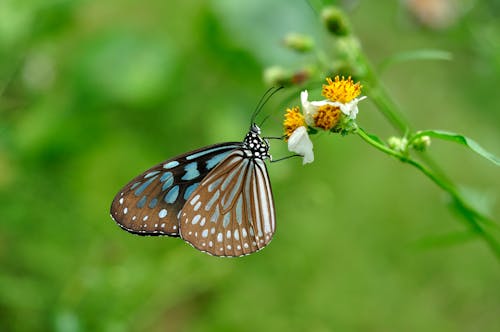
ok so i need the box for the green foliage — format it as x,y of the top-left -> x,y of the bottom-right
1,1 -> 499,332
410,130 -> 500,166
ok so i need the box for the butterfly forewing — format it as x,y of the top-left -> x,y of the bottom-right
110,143 -> 241,236
180,150 -> 276,257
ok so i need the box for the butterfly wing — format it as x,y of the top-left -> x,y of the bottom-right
110,143 -> 242,236
180,150 -> 276,256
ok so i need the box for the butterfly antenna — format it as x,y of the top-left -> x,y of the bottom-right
250,87 -> 275,127
250,86 -> 284,128
259,114 -> 271,127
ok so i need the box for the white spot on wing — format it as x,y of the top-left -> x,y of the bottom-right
159,209 -> 167,218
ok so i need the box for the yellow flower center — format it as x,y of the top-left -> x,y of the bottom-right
322,75 -> 362,103
313,104 -> 341,130
283,106 -> 306,140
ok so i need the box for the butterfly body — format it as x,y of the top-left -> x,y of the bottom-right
110,124 -> 276,257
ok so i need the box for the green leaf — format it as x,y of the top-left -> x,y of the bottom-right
364,131 -> 386,146
411,130 -> 500,166
379,49 -> 453,72
412,231 -> 477,250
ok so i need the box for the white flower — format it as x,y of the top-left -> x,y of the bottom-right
301,89 -> 367,121
287,126 -> 314,164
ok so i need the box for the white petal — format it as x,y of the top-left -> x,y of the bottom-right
339,96 -> 367,119
301,90 -> 318,126
288,126 -> 314,164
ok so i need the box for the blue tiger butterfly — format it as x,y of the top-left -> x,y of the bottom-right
110,90 -> 281,257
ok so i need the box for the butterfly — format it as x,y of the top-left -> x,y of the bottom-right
110,123 -> 276,257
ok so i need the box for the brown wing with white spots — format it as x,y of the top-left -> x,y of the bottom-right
180,150 -> 276,257
110,143 -> 241,236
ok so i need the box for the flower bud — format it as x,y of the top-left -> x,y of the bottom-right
411,135 -> 431,151
263,66 -> 290,86
388,136 -> 408,153
321,6 -> 351,36
284,33 -> 314,53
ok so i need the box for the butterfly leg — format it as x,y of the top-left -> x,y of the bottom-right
270,154 -> 301,163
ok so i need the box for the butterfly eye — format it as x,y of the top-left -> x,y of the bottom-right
110,124 -> 276,257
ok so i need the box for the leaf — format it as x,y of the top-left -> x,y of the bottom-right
412,231 -> 477,250
365,132 -> 386,146
411,130 -> 500,166
379,49 -> 453,72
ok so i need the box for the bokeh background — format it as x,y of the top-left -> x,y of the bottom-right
1,0 -> 499,331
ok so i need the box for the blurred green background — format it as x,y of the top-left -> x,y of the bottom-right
1,0 -> 499,331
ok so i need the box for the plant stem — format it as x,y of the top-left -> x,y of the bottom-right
356,128 -> 500,260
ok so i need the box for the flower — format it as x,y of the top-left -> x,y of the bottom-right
313,104 -> 342,130
287,126 -> 314,164
282,75 -> 365,164
322,76 -> 362,103
301,90 -> 343,130
321,76 -> 367,119
283,106 -> 306,140
283,105 -> 313,164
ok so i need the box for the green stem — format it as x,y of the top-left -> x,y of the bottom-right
356,128 -> 500,260
358,53 -> 410,134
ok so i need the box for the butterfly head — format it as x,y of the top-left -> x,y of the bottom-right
243,124 -> 270,160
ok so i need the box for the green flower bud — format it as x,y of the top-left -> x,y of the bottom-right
284,33 -> 314,53
388,136 -> 408,153
321,6 -> 351,36
263,66 -> 290,86
411,135 -> 431,152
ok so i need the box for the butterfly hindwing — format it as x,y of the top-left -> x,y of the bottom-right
110,142 -> 242,236
180,150 -> 276,257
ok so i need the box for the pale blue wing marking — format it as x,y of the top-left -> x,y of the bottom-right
145,170 -> 161,178
235,195 -> 243,225
221,161 -> 247,210
160,172 -> 173,182
149,197 -> 158,208
208,178 -> 223,192
205,190 -> 220,211
163,161 -> 179,169
181,162 -> 200,181
184,183 -> 200,200
223,211 -> 231,228
134,175 -> 158,196
137,195 -> 147,208
161,176 -> 174,192
210,205 -> 220,222
206,151 -> 232,170
186,145 -> 239,160
164,185 -> 179,204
